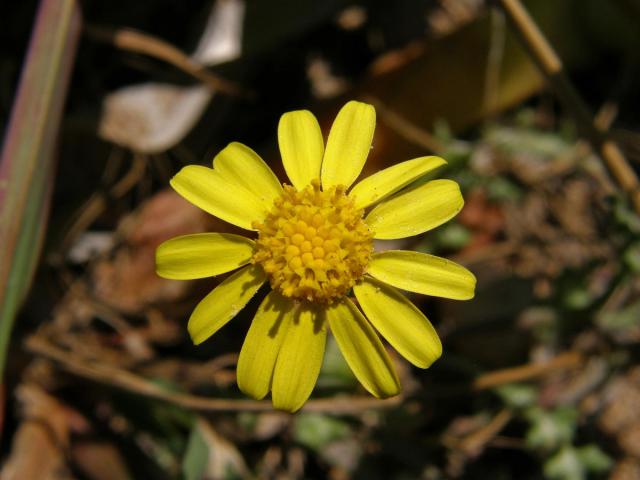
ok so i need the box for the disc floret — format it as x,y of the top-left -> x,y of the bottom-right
252,179 -> 373,303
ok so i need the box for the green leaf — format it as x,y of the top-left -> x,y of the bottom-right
182,426 -> 209,480
596,299 -> 640,333
544,446 -> 583,480
293,413 -> 351,451
613,197 -> 640,234
486,176 -> 522,201
496,384 -> 538,409
563,285 -> 592,310
525,407 -> 578,451
623,242 -> 640,273
486,125 -> 571,159
316,336 -> 358,389
434,223 -> 471,250
575,444 -> 613,473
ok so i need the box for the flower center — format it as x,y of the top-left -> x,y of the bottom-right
252,179 -> 373,303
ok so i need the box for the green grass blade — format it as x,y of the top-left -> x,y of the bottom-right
0,0 -> 82,377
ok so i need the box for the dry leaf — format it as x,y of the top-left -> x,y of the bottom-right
72,441 -> 133,480
92,189 -> 215,313
0,385 -> 88,480
98,0 -> 244,153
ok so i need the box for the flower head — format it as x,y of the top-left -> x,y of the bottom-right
156,101 -> 476,412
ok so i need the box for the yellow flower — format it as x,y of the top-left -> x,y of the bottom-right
156,101 -> 476,412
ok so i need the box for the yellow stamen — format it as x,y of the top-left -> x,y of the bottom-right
252,179 -> 373,303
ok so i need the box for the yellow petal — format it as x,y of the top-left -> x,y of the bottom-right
188,264 -> 266,345
349,156 -> 447,209
321,101 -> 375,189
237,291 -> 294,400
326,298 -> 400,398
272,304 -> 326,412
213,142 -> 282,207
354,277 -> 442,368
278,110 -> 324,189
171,165 -> 268,230
368,250 -> 476,300
156,233 -> 254,280
365,179 -> 463,239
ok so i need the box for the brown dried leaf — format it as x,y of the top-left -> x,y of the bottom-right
72,441 -> 133,480
619,425 -> 640,458
91,189 -> 223,313
0,385 -> 88,480
610,458 -> 640,480
598,372 -> 640,436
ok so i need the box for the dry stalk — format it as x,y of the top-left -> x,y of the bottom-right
86,26 -> 251,98
25,335 -> 403,415
497,0 -> 640,213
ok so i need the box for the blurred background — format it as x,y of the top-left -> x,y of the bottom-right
2,0 -> 640,478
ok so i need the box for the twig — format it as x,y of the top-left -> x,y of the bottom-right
59,154 -> 147,255
458,409 -> 513,454
111,154 -> 147,197
25,335 -> 403,414
472,351 -> 583,390
362,96 -> 445,153
85,26 -> 250,98
487,435 -> 526,449
497,0 -> 640,214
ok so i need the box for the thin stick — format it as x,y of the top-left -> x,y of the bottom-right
59,154 -> 146,254
458,409 -> 513,454
362,96 -> 445,153
497,0 -> 640,213
472,351 -> 582,390
86,26 -> 250,98
25,335 -> 402,414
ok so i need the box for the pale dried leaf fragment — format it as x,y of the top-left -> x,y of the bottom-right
99,84 -> 211,154
98,0 -> 244,153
